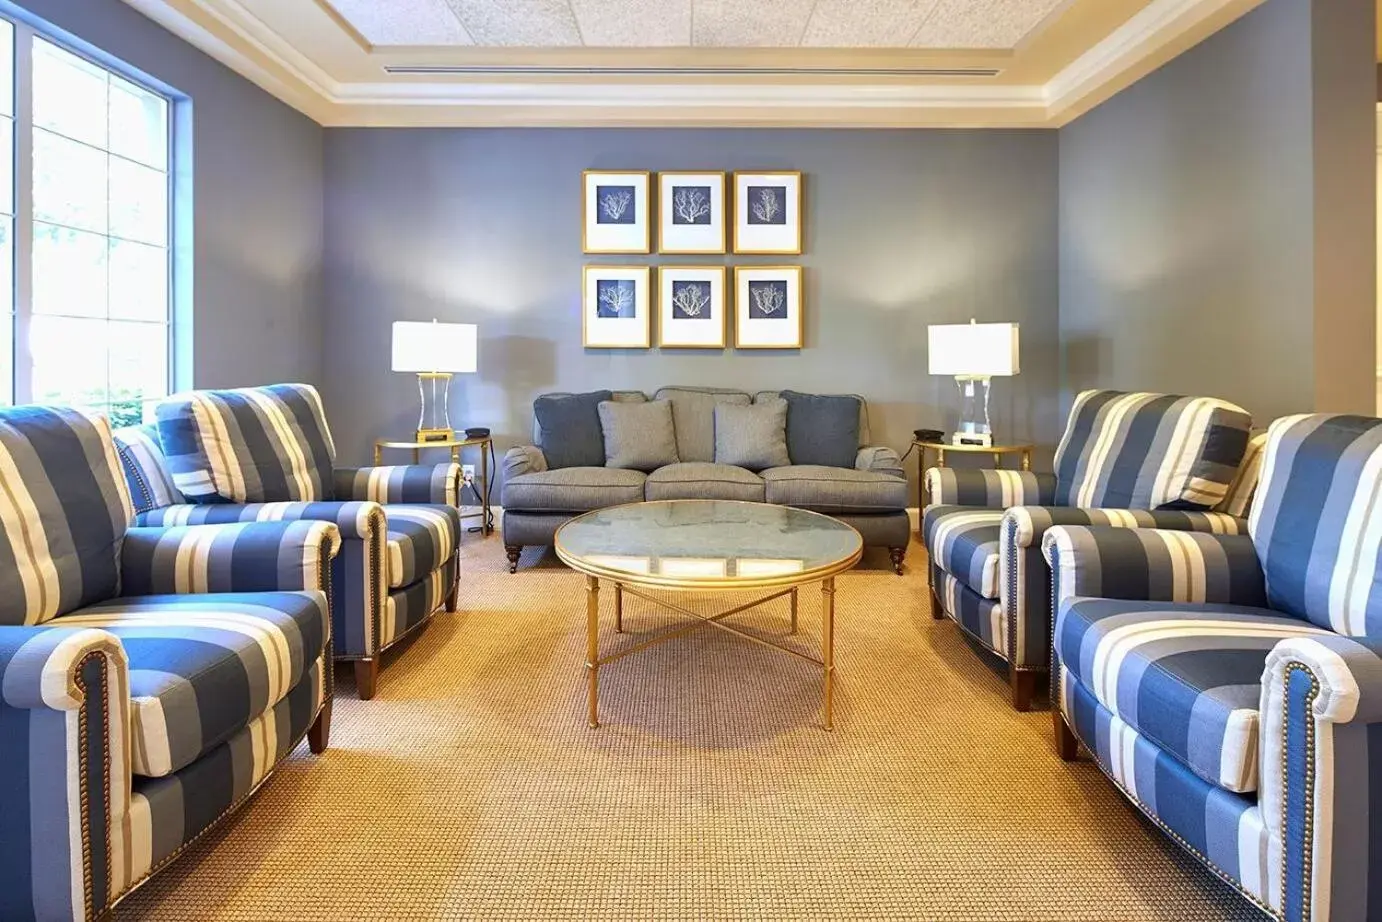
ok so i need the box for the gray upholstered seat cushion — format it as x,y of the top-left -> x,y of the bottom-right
653,387 -> 752,463
502,467 -> 647,513
645,463 -> 765,502
761,465 -> 907,514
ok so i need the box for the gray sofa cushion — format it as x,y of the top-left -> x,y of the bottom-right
714,399 -> 790,471
761,465 -> 907,514
645,463 -> 766,502
599,399 -> 679,471
502,467 -> 647,513
780,390 -> 861,468
755,390 -> 871,446
534,391 -> 612,469
654,387 -> 751,463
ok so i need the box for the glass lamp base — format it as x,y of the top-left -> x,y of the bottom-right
416,373 -> 454,442
951,376 -> 994,446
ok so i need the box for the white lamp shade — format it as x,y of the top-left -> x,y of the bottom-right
927,322 -> 1020,377
391,321 -> 478,374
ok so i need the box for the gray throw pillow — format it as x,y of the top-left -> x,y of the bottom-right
534,390 -> 612,469
781,390 -> 861,468
714,399 -> 790,471
599,399 -> 679,471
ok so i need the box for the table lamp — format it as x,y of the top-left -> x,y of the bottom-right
927,319 -> 1020,447
391,320 -> 478,442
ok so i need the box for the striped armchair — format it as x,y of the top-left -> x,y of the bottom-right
0,407 -> 340,922
922,390 -> 1257,710
1043,414 -> 1382,922
113,384 -> 463,700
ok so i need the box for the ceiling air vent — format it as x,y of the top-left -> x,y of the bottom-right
381,65 -> 1002,78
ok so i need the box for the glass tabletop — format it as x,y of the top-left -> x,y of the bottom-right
555,500 -> 863,589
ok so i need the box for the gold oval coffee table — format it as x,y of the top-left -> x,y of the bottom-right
555,499 -> 863,731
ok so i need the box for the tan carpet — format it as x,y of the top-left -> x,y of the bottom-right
120,535 -> 1263,921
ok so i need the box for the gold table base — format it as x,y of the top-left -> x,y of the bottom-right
584,575 -> 837,731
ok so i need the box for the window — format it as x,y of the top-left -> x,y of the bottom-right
0,23 -> 174,426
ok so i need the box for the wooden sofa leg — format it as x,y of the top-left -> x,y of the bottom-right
929,587 -> 946,620
1010,668 -> 1037,712
355,659 -> 379,701
888,546 -> 905,575
445,579 -> 459,613
1055,709 -> 1079,761
308,696 -> 332,753
505,545 -> 522,574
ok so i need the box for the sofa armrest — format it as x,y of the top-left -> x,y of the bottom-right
924,468 -> 1057,508
0,626 -> 131,921
120,520 -> 341,597
1006,506 -> 1247,548
1042,524 -> 1267,608
135,500 -> 386,543
334,464 -> 461,506
1259,635 -> 1382,918
855,446 -> 904,479
503,445 -> 548,482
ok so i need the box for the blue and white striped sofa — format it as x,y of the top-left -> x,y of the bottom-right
922,390 -> 1259,709
1043,413 -> 1382,922
0,406 -> 340,922
113,383 -> 463,700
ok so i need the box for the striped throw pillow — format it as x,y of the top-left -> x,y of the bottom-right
157,383 -> 337,503
113,422 -> 185,514
0,407 -> 133,625
1053,390 -> 1252,511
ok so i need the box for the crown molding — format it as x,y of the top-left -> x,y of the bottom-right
118,0 -> 1264,128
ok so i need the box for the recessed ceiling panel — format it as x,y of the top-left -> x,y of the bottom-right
690,0 -> 817,48
325,0 -> 473,46
570,0 -> 691,47
800,0 -> 940,48
910,0 -> 1068,48
443,0 -> 582,46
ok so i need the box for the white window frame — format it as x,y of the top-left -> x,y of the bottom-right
4,15 -> 177,413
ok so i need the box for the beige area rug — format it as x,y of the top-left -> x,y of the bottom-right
121,535 -> 1263,921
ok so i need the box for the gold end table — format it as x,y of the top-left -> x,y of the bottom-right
374,434 -> 495,535
914,440 -> 1035,510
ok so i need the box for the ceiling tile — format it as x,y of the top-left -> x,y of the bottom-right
909,0 -> 1067,48
325,0 -> 473,46
691,0 -> 817,47
801,0 -> 940,48
570,0 -> 691,46
444,0 -> 583,46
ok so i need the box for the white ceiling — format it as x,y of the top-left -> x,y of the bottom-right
325,0 -> 1070,49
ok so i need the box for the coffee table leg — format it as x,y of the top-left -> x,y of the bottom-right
822,577 -> 835,731
614,582 -> 624,634
789,587 -> 799,635
586,575 -> 600,729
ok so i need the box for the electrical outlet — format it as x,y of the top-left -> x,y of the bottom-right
462,464 -> 475,481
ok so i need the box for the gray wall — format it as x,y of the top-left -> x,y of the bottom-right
1058,0 -> 1376,423
323,128 -> 1060,499
16,0 -> 325,389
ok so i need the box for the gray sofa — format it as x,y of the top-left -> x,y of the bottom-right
500,387 -> 910,573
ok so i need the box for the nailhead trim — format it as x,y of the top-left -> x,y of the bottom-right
1280,662 -> 1319,922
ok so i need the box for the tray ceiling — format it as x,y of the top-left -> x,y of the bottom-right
119,0 -> 1266,128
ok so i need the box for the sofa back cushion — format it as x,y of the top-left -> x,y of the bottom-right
653,387 -> 751,463
779,390 -> 861,468
113,423 -> 185,514
1250,415 -> 1382,634
157,383 -> 337,503
0,407 -> 133,624
599,399 -> 679,471
1053,390 -> 1251,511
1214,430 -> 1269,518
534,391 -> 614,468
755,390 -> 872,447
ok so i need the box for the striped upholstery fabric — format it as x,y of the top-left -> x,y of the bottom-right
933,566 -> 1005,657
1249,414 -> 1382,634
386,505 -> 460,589
156,383 -> 336,503
58,591 -> 328,778
1053,390 -> 1252,511
922,507 -> 1002,599
120,521 -> 339,597
1056,597 -> 1331,793
387,556 -> 458,646
1214,430 -> 1268,518
1059,669 -> 1271,908
112,423 -> 185,514
923,468 -> 1057,509
0,407 -> 134,625
334,463 -> 462,506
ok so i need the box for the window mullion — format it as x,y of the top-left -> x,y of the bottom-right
13,21 -> 33,405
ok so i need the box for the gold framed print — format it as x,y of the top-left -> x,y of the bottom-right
732,171 -> 802,255
583,170 -> 651,254
583,265 -> 651,348
734,266 -> 802,349
658,266 -> 726,349
657,171 -> 727,254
